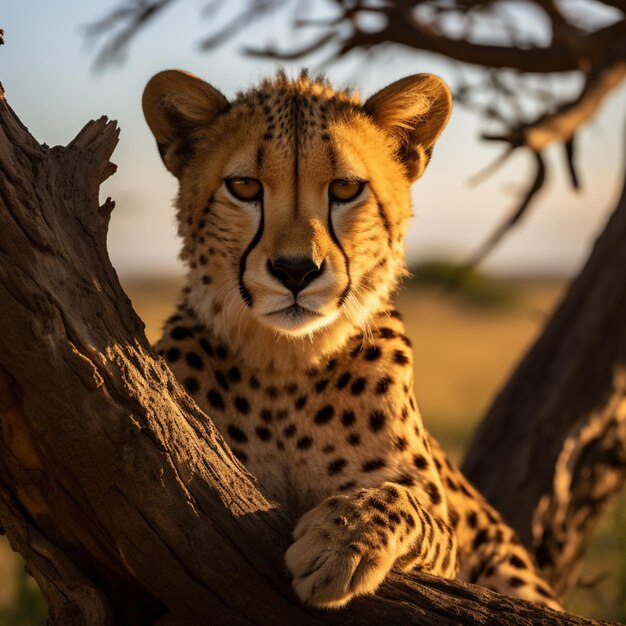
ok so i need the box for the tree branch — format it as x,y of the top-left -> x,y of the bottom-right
463,128 -> 626,595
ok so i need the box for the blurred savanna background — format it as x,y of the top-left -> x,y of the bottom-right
1,0 -> 626,623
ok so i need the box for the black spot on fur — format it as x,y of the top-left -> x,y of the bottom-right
363,459 -> 386,472
227,425 -> 247,443
199,339 -> 213,356
336,372 -> 351,389
509,554 -> 526,569
265,385 -> 279,399
296,436 -> 313,449
535,584 -> 554,598
339,480 -> 357,491
375,376 -> 393,394
295,395 -> 308,410
227,367 -> 242,382
448,508 -> 459,529
425,482 -> 442,505
249,376 -> 261,390
170,326 -> 192,341
207,389 -> 225,410
472,529 -> 489,549
260,409 -> 272,423
382,486 -> 400,502
396,474 -> 415,486
283,424 -> 296,438
388,512 -> 401,527
509,576 -> 525,588
393,350 -> 409,365
350,378 -> 366,395
166,347 -> 181,362
347,433 -> 360,446
314,405 -> 335,424
234,396 -> 250,414
369,411 -> 386,432
315,379 -> 329,393
183,377 -> 199,394
215,371 -> 229,391
350,345 -> 362,358
284,383 -> 298,395
394,437 -> 408,451
185,352 -> 204,370
255,427 -> 271,441
369,498 -> 386,513
328,458 -> 347,475
341,411 -> 356,427
364,346 -> 382,361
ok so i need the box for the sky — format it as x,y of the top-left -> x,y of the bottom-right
1,0 -> 625,278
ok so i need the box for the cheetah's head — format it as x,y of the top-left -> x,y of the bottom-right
143,71 -> 450,344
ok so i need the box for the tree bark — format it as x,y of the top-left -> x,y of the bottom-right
0,88 -> 612,624
463,132 -> 626,596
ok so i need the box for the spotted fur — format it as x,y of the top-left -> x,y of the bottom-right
143,69 -> 562,611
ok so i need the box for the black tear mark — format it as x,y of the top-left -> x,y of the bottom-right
327,201 -> 351,306
238,200 -> 265,307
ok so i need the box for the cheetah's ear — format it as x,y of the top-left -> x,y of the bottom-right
364,74 -> 451,181
143,70 -> 229,178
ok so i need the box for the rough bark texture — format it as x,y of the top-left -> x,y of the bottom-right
0,89 -> 617,624
463,139 -> 626,595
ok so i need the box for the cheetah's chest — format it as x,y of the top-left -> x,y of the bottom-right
160,321 -> 419,515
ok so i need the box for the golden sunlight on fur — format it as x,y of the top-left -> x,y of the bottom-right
144,69 -> 562,611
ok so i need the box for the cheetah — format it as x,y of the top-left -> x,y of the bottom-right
143,69 -> 562,611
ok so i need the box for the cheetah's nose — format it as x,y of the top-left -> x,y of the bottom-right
267,257 -> 324,295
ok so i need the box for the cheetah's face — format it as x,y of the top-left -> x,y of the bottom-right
143,71 -> 451,338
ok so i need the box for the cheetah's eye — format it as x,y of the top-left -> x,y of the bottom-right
225,177 -> 263,202
329,179 -> 365,203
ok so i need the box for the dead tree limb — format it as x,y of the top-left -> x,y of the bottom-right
463,133 -> 626,595
0,84 -> 608,624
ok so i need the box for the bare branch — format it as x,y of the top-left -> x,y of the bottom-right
463,150 -> 547,269
521,60 -> 626,151
327,9 -> 626,73
467,145 -> 515,187
85,0 -> 179,70
244,32 -> 337,60
198,0 -> 288,50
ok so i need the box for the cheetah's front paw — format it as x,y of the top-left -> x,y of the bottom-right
285,493 -> 398,609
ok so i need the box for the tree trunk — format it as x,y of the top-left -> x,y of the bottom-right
0,87 -> 612,624
463,134 -> 626,596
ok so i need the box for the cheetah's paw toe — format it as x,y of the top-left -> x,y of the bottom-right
285,495 -> 397,609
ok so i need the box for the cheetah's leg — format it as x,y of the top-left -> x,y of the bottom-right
285,482 -> 458,609
458,509 -> 563,611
